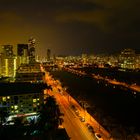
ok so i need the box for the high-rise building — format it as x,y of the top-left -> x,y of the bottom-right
28,37 -> 36,63
3,58 -> 16,77
0,53 -> 4,76
119,48 -> 135,69
135,54 -> 140,69
2,45 -> 14,58
47,49 -> 51,61
17,44 -> 28,56
17,44 -> 29,65
0,45 -> 16,77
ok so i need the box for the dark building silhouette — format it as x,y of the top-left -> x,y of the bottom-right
47,49 -> 51,61
17,44 -> 28,57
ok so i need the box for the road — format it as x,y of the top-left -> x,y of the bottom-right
43,70 -> 111,140
56,92 -> 95,140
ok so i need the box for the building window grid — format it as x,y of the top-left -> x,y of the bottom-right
0,92 -> 42,114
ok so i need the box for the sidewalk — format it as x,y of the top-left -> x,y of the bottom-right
68,94 -> 111,140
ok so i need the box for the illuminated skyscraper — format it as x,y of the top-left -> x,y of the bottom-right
0,53 -> 4,76
0,45 -> 16,77
28,37 -> 36,63
2,45 -> 14,58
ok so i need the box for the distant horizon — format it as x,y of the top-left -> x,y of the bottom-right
0,42 -> 140,57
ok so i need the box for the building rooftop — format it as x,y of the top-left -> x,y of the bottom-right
0,82 -> 50,96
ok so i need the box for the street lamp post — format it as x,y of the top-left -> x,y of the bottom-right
68,93 -> 71,104
64,87 -> 71,104
80,101 -> 87,121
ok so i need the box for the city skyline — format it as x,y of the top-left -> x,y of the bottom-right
0,0 -> 140,56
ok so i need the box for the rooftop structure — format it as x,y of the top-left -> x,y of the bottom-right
15,63 -> 45,82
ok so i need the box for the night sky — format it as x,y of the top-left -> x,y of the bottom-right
0,0 -> 140,56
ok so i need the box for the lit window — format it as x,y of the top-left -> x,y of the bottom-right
14,105 -> 18,110
2,97 -> 6,101
7,96 -> 10,99
15,110 -> 18,113
37,98 -> 39,101
33,99 -> 37,103
37,103 -> 40,106
11,106 -> 14,108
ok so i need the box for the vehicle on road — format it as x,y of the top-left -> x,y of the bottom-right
75,110 -> 80,116
95,133 -> 103,140
86,123 -> 94,133
71,105 -> 76,110
79,116 -> 85,122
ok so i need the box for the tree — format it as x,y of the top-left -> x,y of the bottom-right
37,95 -> 64,139
14,116 -> 23,126
0,107 -> 9,125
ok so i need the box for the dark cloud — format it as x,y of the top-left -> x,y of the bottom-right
55,0 -> 140,31
0,0 -> 139,55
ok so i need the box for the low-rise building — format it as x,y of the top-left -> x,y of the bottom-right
0,82 -> 48,115
15,63 -> 45,82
